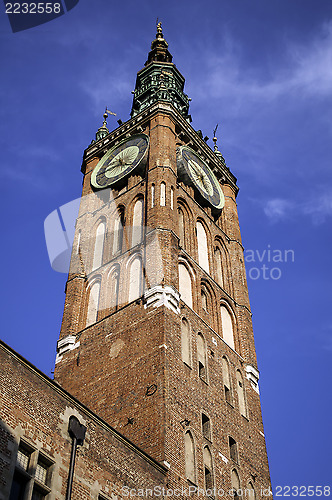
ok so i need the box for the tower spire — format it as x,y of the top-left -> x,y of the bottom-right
213,123 -> 227,166
131,24 -> 190,118
145,21 -> 173,65
95,107 -> 116,141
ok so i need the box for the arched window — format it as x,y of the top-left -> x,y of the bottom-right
229,436 -> 238,462
203,446 -> 214,492
214,247 -> 223,287
128,256 -> 142,302
151,184 -> 155,208
202,413 -> 211,441
197,333 -> 207,382
201,290 -> 208,312
222,357 -> 232,403
184,431 -> 196,483
231,469 -> 241,500
160,182 -> 166,206
113,209 -> 124,255
109,268 -> 120,310
178,208 -> 185,248
92,222 -> 105,270
178,263 -> 192,309
246,483 -> 256,500
76,230 -> 81,255
220,305 -> 235,350
86,281 -> 100,326
236,370 -> 247,418
132,198 -> 144,247
170,187 -> 174,210
181,318 -> 191,366
196,221 -> 209,273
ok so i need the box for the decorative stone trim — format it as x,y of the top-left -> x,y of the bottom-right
245,364 -> 260,394
144,285 -> 180,314
55,335 -> 80,364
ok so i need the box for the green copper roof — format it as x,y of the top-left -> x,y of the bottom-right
131,24 -> 190,118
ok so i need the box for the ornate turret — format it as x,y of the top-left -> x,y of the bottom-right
95,109 -> 109,141
131,23 -> 190,119
213,124 -> 227,167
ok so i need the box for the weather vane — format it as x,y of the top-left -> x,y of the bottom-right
102,107 -> 116,126
213,123 -> 220,151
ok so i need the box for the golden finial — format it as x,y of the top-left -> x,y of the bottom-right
156,20 -> 163,39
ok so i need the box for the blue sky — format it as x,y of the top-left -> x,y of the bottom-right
1,0 -> 332,495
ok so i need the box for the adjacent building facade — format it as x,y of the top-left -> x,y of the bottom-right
0,25 -> 272,500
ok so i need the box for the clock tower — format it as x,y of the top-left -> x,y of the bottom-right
54,24 -> 272,497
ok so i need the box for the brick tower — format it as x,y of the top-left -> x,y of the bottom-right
54,24 -> 272,498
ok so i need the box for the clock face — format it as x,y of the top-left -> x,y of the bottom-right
177,146 -> 225,210
91,134 -> 149,189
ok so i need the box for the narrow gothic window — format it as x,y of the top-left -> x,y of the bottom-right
170,186 -> 174,210
229,436 -> 238,463
113,210 -> 125,254
236,370 -> 247,418
92,222 -> 105,270
202,413 -> 211,441
214,247 -> 223,287
109,268 -> 120,309
246,482 -> 256,500
160,182 -> 166,206
203,446 -> 214,492
151,184 -> 155,208
197,333 -> 207,382
181,318 -> 191,366
76,230 -> 81,255
220,305 -> 235,350
128,256 -> 142,302
184,431 -> 196,483
178,208 -> 185,248
178,263 -> 192,309
132,198 -> 144,247
231,469 -> 241,500
86,281 -> 100,326
222,356 -> 232,403
201,290 -> 208,311
196,221 -> 209,273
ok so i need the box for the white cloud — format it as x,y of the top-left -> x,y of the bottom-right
303,191 -> 332,224
263,198 -> 295,221
192,20 -> 332,108
262,190 -> 332,224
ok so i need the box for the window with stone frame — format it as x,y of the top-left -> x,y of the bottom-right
86,280 -> 101,327
202,413 -> 211,441
222,356 -> 232,403
231,469 -> 241,500
9,441 -> 53,500
92,221 -> 105,270
203,446 -> 214,495
196,221 -> 209,274
229,436 -> 238,463
113,208 -> 125,255
181,317 -> 191,366
184,431 -> 196,484
197,333 -> 208,382
236,370 -> 248,418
